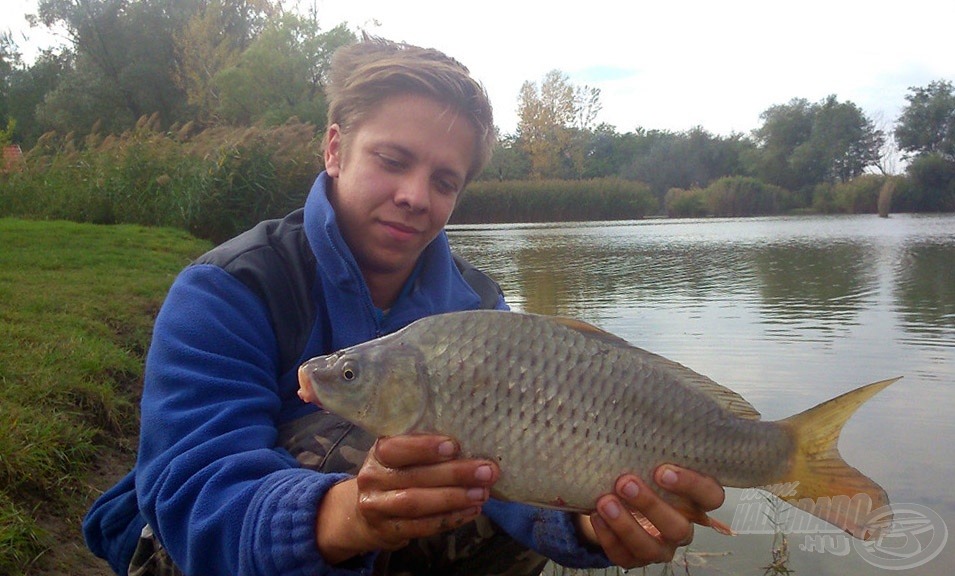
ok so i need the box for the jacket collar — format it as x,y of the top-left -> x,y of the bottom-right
303,172 -> 482,348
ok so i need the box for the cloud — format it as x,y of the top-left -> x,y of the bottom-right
571,66 -> 641,84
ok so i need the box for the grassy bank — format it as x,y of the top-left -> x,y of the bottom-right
0,218 -> 210,574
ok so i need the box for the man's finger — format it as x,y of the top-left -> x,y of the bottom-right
653,465 -> 726,512
374,435 -> 459,467
609,475 -> 693,548
359,486 -> 489,520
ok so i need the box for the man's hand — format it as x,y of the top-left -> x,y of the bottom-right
316,434 -> 499,564
577,465 -> 726,568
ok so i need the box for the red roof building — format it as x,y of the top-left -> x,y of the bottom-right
2,145 -> 24,172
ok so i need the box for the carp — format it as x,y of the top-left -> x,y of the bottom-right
298,310 -> 898,539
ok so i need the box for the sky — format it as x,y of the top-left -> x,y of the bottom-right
6,0 -> 955,137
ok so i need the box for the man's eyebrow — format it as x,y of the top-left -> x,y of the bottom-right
371,141 -> 414,157
374,142 -> 467,181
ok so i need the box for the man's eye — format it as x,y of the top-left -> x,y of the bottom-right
435,179 -> 460,196
377,154 -> 403,170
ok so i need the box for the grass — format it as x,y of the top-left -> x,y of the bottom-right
761,495 -> 794,576
0,218 -> 211,574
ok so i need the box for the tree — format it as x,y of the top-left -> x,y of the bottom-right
174,0 -> 275,123
621,127 -> 753,198
895,80 -> 955,162
752,98 -> 815,191
752,96 -> 884,198
35,0 -> 193,131
37,50 -> 133,135
901,154 -> 955,211
894,80 -> 955,211
213,16 -> 354,126
480,131 -> 530,180
5,49 -> 70,145
515,70 -> 601,179
793,96 -> 884,184
579,123 -> 641,179
1,31 -> 23,138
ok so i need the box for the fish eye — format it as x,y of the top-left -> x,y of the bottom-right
341,361 -> 359,382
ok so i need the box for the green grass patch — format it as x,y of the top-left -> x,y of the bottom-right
0,218 -> 211,573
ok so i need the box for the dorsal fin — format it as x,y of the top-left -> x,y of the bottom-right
551,316 -> 634,347
551,315 -> 762,421
675,369 -> 763,420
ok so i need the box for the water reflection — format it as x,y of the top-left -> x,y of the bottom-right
895,242 -> 955,346
448,214 -> 955,576
754,241 -> 877,341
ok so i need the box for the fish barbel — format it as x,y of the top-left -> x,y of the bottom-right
298,310 -> 898,540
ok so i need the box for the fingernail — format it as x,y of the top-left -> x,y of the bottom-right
438,440 -> 456,457
467,487 -> 487,501
622,481 -> 639,499
600,500 -> 621,520
475,465 -> 493,482
660,467 -> 678,486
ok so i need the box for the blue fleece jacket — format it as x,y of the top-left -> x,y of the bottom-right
83,173 -> 611,575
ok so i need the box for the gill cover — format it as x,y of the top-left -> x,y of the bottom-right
303,338 -> 429,436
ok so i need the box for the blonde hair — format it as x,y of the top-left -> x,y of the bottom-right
324,36 -> 495,183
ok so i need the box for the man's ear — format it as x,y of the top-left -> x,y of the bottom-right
324,124 -> 343,177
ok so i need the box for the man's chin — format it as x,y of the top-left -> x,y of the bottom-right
358,249 -> 422,278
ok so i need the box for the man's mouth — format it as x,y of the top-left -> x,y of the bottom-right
380,220 -> 422,240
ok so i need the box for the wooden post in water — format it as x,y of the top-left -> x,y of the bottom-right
877,177 -> 896,218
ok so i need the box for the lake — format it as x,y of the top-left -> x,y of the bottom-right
447,213 -> 954,575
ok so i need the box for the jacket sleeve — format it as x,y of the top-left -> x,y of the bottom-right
135,265 -> 376,576
482,500 -> 612,569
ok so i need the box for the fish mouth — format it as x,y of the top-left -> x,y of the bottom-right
297,356 -> 335,405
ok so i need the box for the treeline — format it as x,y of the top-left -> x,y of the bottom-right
0,0 -> 353,143
1,0 -> 954,231
488,75 -> 955,214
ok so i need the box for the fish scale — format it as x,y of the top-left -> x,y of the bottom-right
299,309 -> 899,539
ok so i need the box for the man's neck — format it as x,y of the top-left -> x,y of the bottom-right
363,269 -> 411,311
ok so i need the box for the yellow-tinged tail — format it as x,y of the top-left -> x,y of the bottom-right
778,377 -> 900,540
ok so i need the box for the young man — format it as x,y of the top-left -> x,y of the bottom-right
84,37 -> 724,575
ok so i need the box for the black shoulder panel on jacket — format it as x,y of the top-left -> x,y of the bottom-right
192,208 -> 317,375
452,253 -> 504,310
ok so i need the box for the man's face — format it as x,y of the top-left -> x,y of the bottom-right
325,94 -> 476,283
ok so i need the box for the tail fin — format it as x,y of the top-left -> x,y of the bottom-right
778,377 -> 900,540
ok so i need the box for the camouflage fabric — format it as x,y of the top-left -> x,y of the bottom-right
127,524 -> 183,576
127,410 -> 548,576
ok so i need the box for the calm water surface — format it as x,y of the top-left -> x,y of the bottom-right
447,213 -> 954,575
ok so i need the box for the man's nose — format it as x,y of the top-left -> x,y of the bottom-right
395,172 -> 430,212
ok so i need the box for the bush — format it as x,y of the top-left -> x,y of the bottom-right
0,117 -> 323,242
664,187 -> 707,218
702,176 -> 791,216
451,178 -> 658,223
897,154 -> 955,212
812,174 -> 885,214
663,177 -> 791,218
